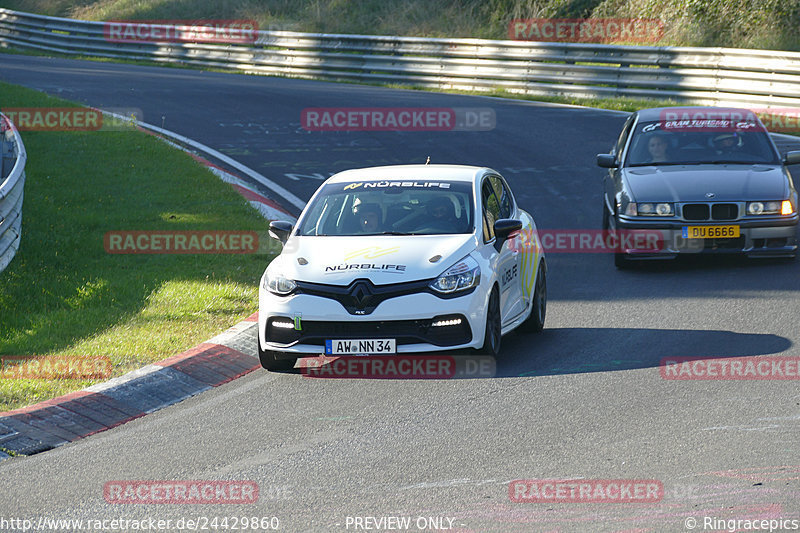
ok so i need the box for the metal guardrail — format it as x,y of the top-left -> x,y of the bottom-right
0,113 -> 26,274
1,8 -> 800,107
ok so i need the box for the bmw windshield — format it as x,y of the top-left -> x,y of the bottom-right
626,119 -> 780,167
296,180 -> 475,236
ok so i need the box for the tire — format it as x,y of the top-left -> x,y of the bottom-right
258,335 -> 296,371
521,261 -> 546,332
604,206 -> 630,269
478,286 -> 502,357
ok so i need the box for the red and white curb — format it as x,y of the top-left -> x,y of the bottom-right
0,114 -> 298,460
0,313 -> 260,458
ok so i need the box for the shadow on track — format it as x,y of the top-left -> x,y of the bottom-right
499,327 -> 792,378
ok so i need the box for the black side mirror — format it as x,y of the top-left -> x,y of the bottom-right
493,218 -> 523,251
596,153 -> 618,168
268,220 -> 293,244
783,151 -> 800,165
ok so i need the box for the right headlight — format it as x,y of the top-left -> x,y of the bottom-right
430,256 -> 480,294
262,270 -> 297,296
747,200 -> 793,216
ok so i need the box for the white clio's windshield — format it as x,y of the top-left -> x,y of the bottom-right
626,120 -> 780,166
296,180 -> 474,236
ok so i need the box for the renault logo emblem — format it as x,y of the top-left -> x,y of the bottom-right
350,281 -> 373,309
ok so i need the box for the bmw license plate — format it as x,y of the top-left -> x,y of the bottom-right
325,339 -> 396,355
682,225 -> 740,239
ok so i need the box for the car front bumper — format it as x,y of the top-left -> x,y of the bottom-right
615,215 -> 798,259
258,289 -> 487,358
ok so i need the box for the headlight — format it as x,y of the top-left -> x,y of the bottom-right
747,201 -> 790,215
636,202 -> 674,216
262,271 -> 296,295
430,256 -> 480,294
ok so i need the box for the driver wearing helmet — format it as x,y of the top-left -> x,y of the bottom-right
352,202 -> 382,233
713,132 -> 742,154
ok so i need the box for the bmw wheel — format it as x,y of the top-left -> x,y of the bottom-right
604,207 -> 629,269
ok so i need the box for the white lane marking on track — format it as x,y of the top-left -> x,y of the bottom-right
100,110 -> 306,210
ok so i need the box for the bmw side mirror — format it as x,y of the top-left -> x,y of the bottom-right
596,153 -> 618,168
268,220 -> 293,244
494,219 -> 523,251
783,151 -> 800,165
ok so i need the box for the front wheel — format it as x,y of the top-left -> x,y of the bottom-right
604,207 -> 630,269
521,261 -> 546,332
478,286 -> 502,357
258,336 -> 296,371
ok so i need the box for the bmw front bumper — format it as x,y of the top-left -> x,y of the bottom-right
616,215 -> 798,259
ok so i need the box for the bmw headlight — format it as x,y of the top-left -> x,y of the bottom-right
747,200 -> 793,216
635,202 -> 674,216
430,256 -> 480,294
262,270 -> 296,296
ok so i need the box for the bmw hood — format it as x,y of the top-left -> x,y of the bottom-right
269,234 -> 478,285
622,164 -> 789,202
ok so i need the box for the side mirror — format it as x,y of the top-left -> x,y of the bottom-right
596,153 -> 618,168
783,150 -> 800,165
268,220 -> 293,244
493,218 -> 523,251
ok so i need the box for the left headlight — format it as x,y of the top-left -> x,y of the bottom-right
430,255 -> 480,294
636,202 -> 674,216
262,270 -> 296,296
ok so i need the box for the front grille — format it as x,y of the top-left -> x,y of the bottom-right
265,315 -> 472,348
711,203 -> 738,220
682,204 -> 710,221
681,203 -> 741,221
295,278 -> 431,315
295,278 -> 474,315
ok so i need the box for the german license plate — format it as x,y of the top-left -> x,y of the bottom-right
325,339 -> 396,355
682,225 -> 740,239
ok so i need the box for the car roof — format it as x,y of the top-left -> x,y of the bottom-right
326,164 -> 491,184
634,106 -> 760,122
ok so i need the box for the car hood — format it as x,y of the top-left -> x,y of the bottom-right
270,234 -> 478,285
622,164 -> 788,202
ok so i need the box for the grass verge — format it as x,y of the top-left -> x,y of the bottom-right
0,81 -> 271,411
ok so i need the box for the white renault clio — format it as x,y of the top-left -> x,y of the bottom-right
258,164 -> 546,370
